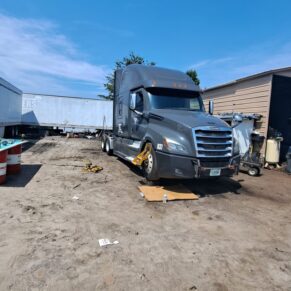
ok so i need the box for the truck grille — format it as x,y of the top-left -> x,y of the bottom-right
193,126 -> 233,158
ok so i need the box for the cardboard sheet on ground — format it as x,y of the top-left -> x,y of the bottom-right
139,184 -> 199,201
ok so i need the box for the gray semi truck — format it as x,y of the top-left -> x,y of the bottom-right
101,64 -> 240,181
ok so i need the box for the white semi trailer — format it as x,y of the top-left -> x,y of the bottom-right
0,78 -> 22,137
22,93 -> 113,131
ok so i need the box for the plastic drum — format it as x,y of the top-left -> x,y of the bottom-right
7,145 -> 22,175
0,150 -> 8,184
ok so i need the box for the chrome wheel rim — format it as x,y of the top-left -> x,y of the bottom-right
145,153 -> 153,174
101,141 -> 104,149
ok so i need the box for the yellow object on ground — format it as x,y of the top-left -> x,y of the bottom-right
82,160 -> 103,173
139,184 -> 199,202
132,143 -> 152,166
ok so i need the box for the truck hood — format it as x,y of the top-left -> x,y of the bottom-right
150,109 -> 229,129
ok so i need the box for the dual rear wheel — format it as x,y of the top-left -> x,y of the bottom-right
101,138 -> 113,155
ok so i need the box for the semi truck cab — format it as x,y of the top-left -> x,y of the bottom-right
102,64 -> 240,180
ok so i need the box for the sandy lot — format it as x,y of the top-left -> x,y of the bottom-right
0,137 -> 290,291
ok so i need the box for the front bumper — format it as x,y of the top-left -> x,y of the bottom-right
156,151 -> 240,179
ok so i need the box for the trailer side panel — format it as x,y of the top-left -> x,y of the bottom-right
22,93 -> 113,129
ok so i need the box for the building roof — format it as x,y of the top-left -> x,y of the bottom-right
203,66 -> 291,92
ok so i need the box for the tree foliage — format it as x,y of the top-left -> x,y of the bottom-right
99,52 -> 155,100
186,69 -> 200,86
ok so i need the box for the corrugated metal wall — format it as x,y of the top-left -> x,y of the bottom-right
202,75 -> 273,155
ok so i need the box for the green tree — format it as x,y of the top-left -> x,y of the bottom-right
186,69 -> 200,86
99,52 -> 156,100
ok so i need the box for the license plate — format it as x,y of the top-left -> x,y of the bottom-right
210,168 -> 221,176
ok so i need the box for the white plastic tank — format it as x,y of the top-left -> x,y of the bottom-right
265,139 -> 281,163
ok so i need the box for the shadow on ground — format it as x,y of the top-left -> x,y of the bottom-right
21,140 -> 39,153
117,157 -> 144,177
118,157 -> 242,197
182,177 -> 241,197
4,164 -> 42,187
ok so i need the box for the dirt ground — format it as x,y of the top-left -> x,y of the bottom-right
0,137 -> 290,291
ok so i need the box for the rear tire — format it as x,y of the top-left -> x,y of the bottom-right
143,143 -> 159,181
248,167 -> 259,176
105,139 -> 113,156
101,139 -> 106,152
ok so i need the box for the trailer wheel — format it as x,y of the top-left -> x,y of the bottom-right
101,139 -> 106,152
248,167 -> 259,176
143,143 -> 159,181
105,139 -> 113,156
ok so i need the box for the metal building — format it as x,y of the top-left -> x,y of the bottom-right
202,67 -> 291,159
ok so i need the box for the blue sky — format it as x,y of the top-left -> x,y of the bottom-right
1,0 -> 291,98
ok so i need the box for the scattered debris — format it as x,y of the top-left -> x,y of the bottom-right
72,195 -> 79,200
23,205 -> 37,215
82,160 -> 103,173
98,239 -> 119,247
139,184 -> 199,202
73,183 -> 81,189
275,247 -> 288,253
163,193 -> 168,203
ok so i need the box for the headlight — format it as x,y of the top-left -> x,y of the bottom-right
233,138 -> 240,155
163,138 -> 187,153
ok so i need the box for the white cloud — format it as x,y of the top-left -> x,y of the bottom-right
0,13 -> 109,97
189,60 -> 210,69
189,57 -> 234,70
189,42 -> 291,89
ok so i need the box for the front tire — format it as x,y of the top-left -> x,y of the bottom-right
143,143 -> 159,181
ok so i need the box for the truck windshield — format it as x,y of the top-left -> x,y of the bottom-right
147,89 -> 203,111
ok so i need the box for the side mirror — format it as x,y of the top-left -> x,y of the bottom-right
209,99 -> 214,115
129,93 -> 136,110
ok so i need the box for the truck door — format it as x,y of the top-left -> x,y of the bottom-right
130,91 -> 148,140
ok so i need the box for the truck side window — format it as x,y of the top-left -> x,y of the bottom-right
190,99 -> 201,110
135,92 -> 144,112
